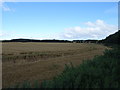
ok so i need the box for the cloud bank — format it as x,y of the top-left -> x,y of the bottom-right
61,19 -> 117,40
0,2 -> 14,11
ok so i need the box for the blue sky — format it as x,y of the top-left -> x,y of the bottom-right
1,2 -> 118,40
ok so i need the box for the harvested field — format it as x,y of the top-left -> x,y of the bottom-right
2,42 -> 108,88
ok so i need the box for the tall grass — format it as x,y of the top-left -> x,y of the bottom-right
11,47 -> 120,88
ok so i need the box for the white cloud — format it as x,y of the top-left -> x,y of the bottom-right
0,33 -> 2,36
2,5 -> 11,11
61,19 -> 117,40
0,30 -> 17,40
0,31 -> 8,37
0,2 -> 2,8
0,2 -> 14,12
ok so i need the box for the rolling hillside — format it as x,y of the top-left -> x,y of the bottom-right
100,30 -> 120,45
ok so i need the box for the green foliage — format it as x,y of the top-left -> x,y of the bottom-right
33,80 -> 40,88
40,47 -> 120,88
11,47 -> 120,88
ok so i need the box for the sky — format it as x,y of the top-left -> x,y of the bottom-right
0,2 -> 118,40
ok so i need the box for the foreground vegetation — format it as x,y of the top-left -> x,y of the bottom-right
11,46 -> 119,88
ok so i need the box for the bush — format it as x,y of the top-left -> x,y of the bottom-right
40,47 -> 120,88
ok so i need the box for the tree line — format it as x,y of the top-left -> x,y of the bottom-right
1,30 -> 120,44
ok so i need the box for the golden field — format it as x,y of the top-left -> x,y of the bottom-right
2,42 -> 108,88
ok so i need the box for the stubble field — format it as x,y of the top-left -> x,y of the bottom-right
2,42 -> 108,88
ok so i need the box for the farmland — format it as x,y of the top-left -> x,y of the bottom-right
2,42 -> 108,88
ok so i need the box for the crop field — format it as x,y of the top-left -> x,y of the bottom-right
2,42 -> 108,88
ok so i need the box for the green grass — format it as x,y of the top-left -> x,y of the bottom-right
10,46 -> 120,88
